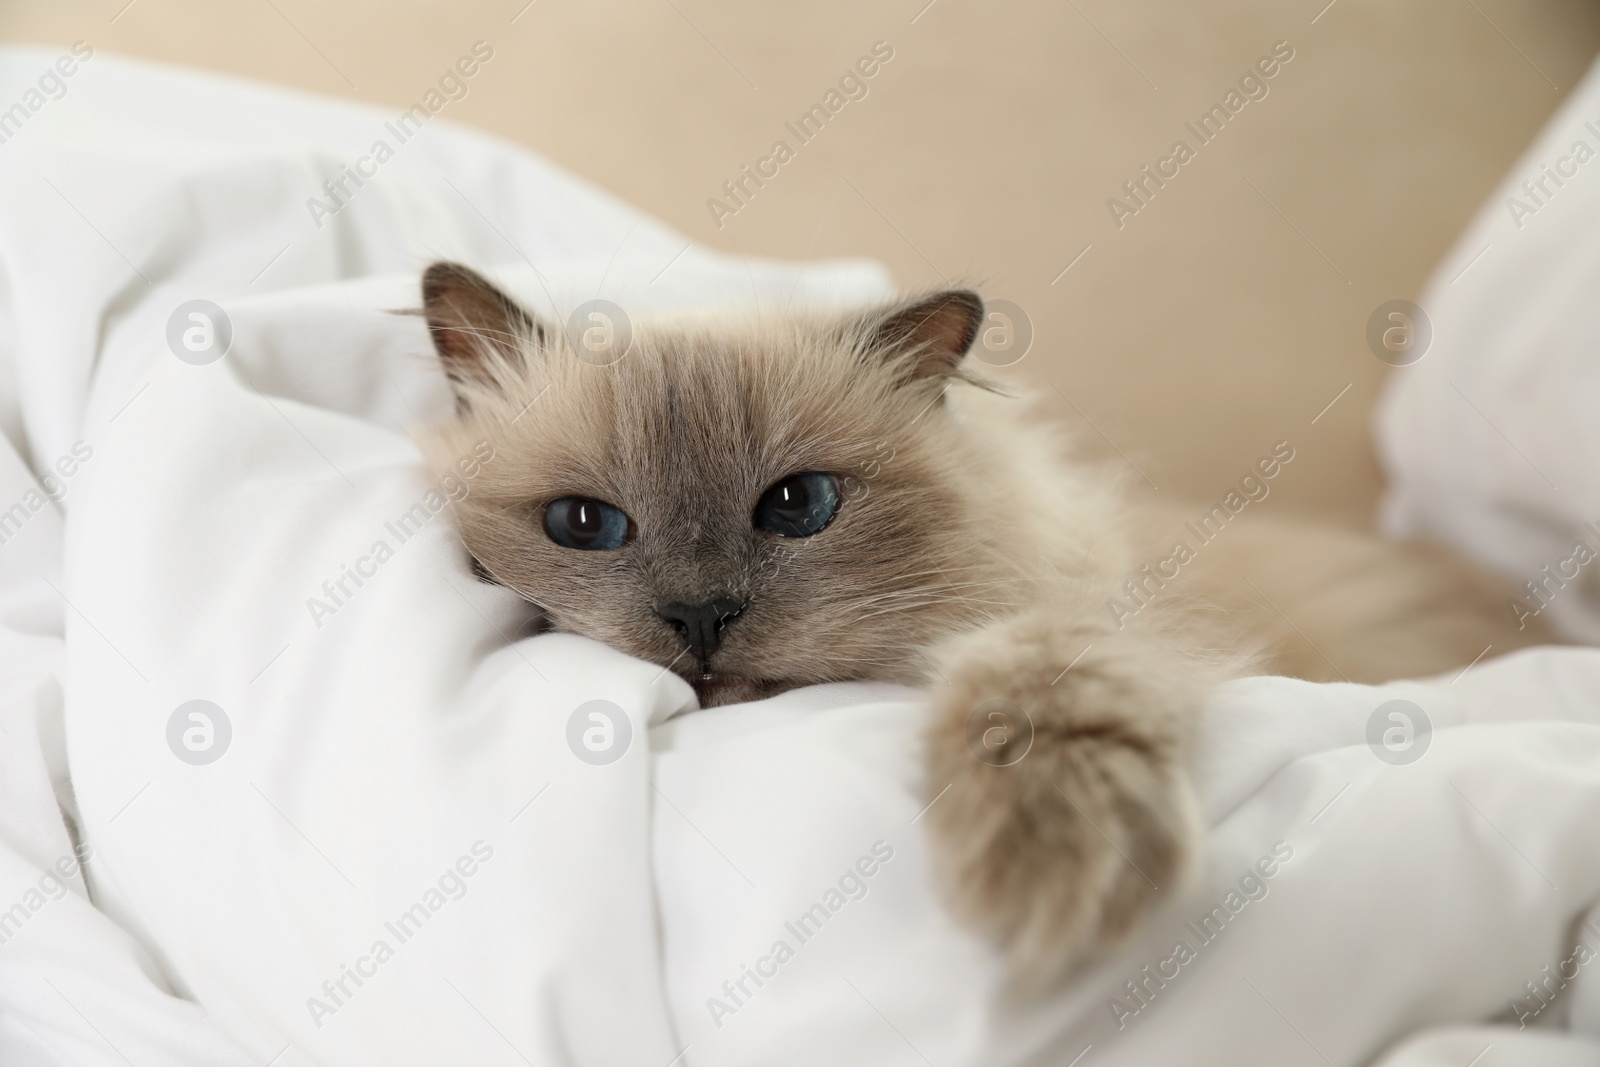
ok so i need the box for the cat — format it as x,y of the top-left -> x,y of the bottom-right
414,261 -> 1549,985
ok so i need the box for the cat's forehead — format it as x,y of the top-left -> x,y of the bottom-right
593,326 -> 861,429
508,324 -> 888,497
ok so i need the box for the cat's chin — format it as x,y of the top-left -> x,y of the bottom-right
692,674 -> 785,707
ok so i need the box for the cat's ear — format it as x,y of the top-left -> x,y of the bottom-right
421,262 -> 545,401
856,290 -> 986,386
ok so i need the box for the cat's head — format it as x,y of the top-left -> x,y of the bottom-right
416,262 -> 1023,706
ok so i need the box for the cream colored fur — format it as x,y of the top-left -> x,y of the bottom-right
413,264 -> 1550,987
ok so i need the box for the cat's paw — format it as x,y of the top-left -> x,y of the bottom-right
922,611 -> 1203,987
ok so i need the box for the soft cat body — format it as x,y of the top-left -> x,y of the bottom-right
415,262 -> 1547,982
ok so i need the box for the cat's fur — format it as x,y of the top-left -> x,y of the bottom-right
415,263 -> 1549,984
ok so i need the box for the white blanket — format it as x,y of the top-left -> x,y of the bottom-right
4,48 -> 1600,1067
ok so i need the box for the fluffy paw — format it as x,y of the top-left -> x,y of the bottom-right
922,610 -> 1204,987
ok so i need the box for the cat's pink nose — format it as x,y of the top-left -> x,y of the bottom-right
657,595 -> 747,664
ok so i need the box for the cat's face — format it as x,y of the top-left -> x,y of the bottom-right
417,263 -> 1005,706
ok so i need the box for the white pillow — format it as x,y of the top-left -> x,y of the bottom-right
1376,55 -> 1600,644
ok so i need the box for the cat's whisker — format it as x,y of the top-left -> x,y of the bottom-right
848,595 -> 1018,622
845,577 -> 1044,610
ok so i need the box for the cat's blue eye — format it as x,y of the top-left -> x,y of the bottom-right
544,497 -> 631,550
753,472 -> 841,538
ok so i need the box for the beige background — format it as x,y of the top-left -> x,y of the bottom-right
4,0 -> 1596,526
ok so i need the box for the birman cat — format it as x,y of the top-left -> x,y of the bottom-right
415,262 -> 1546,984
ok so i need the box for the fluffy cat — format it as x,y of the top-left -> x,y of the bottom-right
414,262 -> 1547,983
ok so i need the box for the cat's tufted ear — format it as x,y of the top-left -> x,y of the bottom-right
421,262 -> 545,403
855,290 -> 986,386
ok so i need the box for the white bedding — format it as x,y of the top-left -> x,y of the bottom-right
1376,45 -> 1600,650
3,48 -> 1600,1067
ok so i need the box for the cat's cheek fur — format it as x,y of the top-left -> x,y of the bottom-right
923,604 -> 1211,988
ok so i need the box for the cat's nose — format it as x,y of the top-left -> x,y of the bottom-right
657,595 -> 747,663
